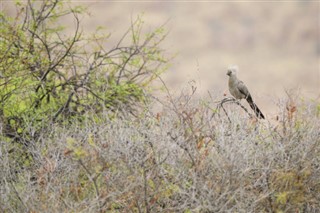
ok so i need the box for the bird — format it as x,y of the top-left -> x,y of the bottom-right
226,65 -> 265,119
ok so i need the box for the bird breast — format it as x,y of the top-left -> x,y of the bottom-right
229,78 -> 245,99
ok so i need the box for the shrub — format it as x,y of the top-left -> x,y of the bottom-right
0,0 -> 169,142
0,84 -> 319,212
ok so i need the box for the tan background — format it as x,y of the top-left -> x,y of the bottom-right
2,1 -> 319,116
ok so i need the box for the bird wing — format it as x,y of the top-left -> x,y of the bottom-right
237,80 -> 251,99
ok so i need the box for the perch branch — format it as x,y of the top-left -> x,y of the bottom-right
217,97 -> 253,123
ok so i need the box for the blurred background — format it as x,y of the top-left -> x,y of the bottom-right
2,1 -> 319,116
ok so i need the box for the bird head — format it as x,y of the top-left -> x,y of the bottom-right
227,65 -> 238,76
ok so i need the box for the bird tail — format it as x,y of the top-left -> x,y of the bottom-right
246,96 -> 265,119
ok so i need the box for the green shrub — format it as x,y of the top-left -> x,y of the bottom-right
0,0 -> 169,141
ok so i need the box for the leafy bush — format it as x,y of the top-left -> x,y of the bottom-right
0,0 -> 169,141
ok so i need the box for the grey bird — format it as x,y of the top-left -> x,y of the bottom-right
226,65 -> 265,119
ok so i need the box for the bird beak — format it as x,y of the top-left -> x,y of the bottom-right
226,70 -> 231,76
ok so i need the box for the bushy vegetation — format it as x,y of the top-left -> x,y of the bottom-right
0,1 -> 319,212
1,85 -> 319,212
0,0 -> 168,142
